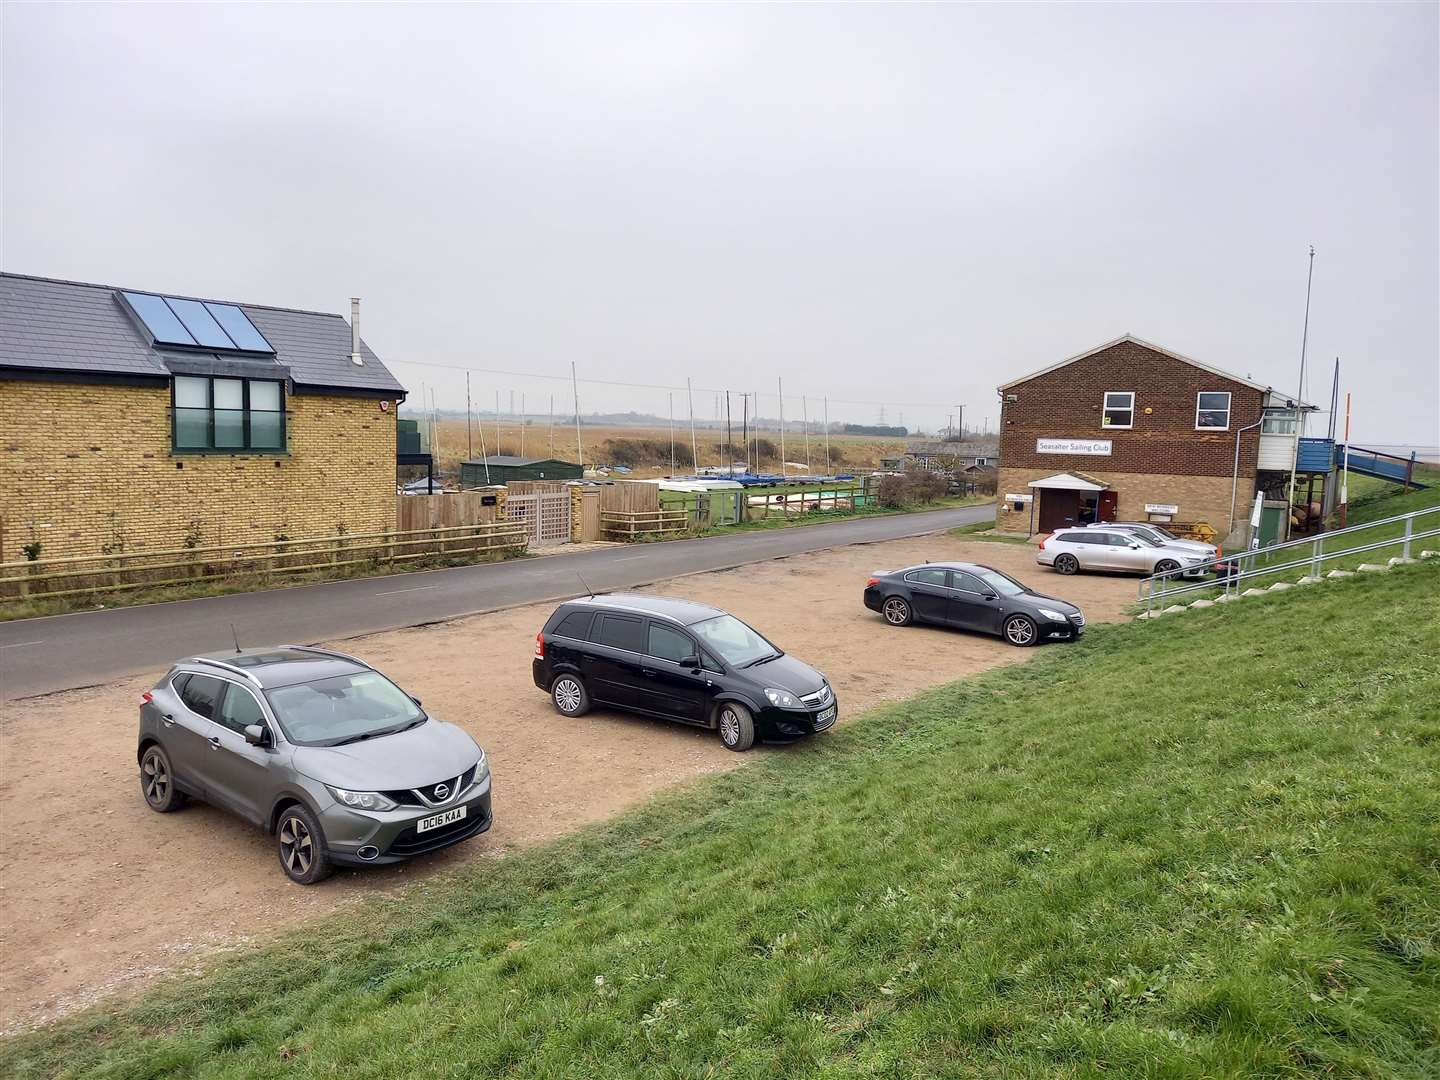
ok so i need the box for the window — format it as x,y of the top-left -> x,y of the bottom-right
173,376 -> 285,451
1262,409 -> 1297,434
690,614 -> 778,668
950,570 -> 986,594
216,684 -> 266,734
970,567 -> 1027,596
905,568 -> 950,587
265,671 -> 423,747
178,674 -> 224,719
593,614 -> 645,653
646,623 -> 695,662
553,611 -> 594,639
1102,392 -> 1134,429
1196,392 -> 1231,430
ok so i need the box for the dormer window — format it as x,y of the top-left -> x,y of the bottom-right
1101,391 -> 1134,429
174,376 -> 285,451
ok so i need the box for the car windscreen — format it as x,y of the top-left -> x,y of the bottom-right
1131,532 -> 1163,547
690,614 -> 779,668
971,567 -> 1027,596
1149,526 -> 1181,540
265,671 -> 425,746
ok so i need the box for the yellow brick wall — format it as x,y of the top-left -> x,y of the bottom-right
995,466 -> 1254,542
0,379 -> 396,561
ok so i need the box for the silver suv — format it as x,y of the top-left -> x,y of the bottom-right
1037,527 -> 1211,578
137,647 -> 492,884
1080,521 -> 1219,562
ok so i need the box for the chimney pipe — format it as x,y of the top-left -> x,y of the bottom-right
350,297 -> 363,365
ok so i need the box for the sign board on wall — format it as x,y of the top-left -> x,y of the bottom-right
1004,493 -> 1034,503
1036,438 -> 1112,456
1144,503 -> 1179,515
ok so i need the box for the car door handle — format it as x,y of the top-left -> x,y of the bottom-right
208,736 -> 222,751
641,668 -> 661,677
161,714 -> 175,727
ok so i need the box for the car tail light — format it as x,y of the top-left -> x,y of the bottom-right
141,691 -> 153,705
1037,533 -> 1051,549
865,577 -> 879,588
534,631 -> 544,659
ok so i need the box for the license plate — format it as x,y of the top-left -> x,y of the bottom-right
417,805 -> 466,833
815,706 -> 837,729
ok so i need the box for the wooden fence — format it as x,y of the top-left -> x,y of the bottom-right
396,489 -> 503,532
0,520 -> 528,601
746,484 -> 868,520
597,481 -> 662,514
600,509 -> 688,541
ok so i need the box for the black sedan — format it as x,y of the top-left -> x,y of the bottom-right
863,562 -> 1084,646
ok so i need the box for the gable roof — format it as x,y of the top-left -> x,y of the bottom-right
997,334 -> 1271,394
0,272 -> 406,396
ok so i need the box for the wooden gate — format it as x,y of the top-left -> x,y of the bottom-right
506,489 -> 572,545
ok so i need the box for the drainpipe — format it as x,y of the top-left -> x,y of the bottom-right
1229,415 -> 1264,538
350,298 -> 363,365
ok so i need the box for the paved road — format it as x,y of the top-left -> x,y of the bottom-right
0,505 -> 993,699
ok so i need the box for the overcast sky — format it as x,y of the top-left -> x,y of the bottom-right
3,3 -> 1436,445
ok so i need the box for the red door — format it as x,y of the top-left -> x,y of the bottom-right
1037,490 -> 1081,532
1098,490 -> 1118,522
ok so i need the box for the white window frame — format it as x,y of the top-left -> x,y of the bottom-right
1195,391 -> 1232,431
1101,391 -> 1134,429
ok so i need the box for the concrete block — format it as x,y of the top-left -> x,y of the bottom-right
1357,563 -> 1389,573
1297,575 -> 1322,585
1420,549 -> 1438,560
1388,557 -> 1418,566
1326,569 -> 1355,579
1188,599 -> 1216,609
1215,592 -> 1243,603
1162,605 -> 1188,615
1242,588 -> 1269,597
1268,581 -> 1294,592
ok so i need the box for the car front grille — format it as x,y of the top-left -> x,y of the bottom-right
384,763 -> 479,808
800,685 -> 833,709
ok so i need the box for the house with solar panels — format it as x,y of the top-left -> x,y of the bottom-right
0,272 -> 409,561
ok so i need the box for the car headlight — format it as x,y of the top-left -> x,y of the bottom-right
326,786 -> 397,812
474,749 -> 490,781
1036,608 -> 1069,622
764,687 -> 799,709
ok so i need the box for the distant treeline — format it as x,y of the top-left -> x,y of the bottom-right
841,424 -> 909,437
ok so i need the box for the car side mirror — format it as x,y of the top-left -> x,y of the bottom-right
983,591 -> 998,600
679,654 -> 701,670
409,694 -> 423,706
244,724 -> 268,747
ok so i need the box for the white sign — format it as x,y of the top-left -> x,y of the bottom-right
1144,503 -> 1179,515
1005,493 -> 1033,503
1036,438 -> 1112,456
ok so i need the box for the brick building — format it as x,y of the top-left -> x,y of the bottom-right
994,336 -> 1308,542
0,273 -> 407,561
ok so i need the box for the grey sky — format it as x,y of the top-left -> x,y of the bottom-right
3,3 -> 1436,445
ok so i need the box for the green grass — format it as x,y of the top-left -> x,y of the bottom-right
5,563 -> 1437,1078
947,519 -> 1032,545
698,495 -> 986,537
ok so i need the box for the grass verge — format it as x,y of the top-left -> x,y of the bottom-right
947,519 -> 1032,545
4,564 -> 1437,1078
697,496 -> 987,537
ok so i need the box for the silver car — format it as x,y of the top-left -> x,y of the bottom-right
137,646 -> 492,884
1037,527 -> 1212,578
1080,521 -> 1219,562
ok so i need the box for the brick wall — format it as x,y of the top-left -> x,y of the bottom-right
0,379 -> 396,561
996,466 -> 1252,539
998,340 -> 1265,477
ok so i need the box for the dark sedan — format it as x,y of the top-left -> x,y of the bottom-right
863,562 -> 1084,646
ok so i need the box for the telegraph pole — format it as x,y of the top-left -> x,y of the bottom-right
571,362 -> 583,471
725,392 -> 733,478
1286,245 -> 1316,537
687,377 -> 699,474
777,377 -> 786,478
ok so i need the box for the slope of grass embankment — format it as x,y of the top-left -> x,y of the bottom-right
4,564 -> 1438,1078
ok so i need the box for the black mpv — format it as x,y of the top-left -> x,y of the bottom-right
532,593 -> 837,751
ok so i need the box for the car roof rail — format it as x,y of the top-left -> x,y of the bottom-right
188,656 -> 264,687
279,644 -> 369,667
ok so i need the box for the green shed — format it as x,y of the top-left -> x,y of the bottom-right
460,455 -> 583,486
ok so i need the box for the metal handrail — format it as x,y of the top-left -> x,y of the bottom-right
1139,506 -> 1438,615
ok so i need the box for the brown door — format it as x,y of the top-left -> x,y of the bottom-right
1037,490 -> 1081,532
1098,490 -> 1118,522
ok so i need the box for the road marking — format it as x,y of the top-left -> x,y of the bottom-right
0,640 -> 45,649
374,585 -> 440,596
615,555 -> 649,562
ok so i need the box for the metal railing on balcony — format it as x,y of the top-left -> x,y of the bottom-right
1137,506 -> 1439,616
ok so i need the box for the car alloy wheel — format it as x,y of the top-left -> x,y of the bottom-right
553,677 -> 584,715
883,597 -> 911,625
279,814 -> 314,877
141,749 -> 170,807
1155,559 -> 1180,574
1054,554 -> 1079,575
1004,615 -> 1037,646
717,702 -> 755,751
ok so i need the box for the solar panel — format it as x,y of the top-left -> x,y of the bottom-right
120,291 -> 276,354
166,298 -> 236,349
122,291 -> 196,346
204,303 -> 273,352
